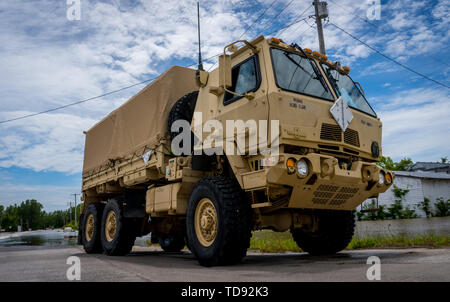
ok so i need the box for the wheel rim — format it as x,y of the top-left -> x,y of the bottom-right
85,214 -> 95,242
105,210 -> 117,242
194,198 -> 218,247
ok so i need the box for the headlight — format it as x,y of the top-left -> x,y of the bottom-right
378,171 -> 385,185
296,159 -> 309,177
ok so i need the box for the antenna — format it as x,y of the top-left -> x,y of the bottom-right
197,1 -> 204,71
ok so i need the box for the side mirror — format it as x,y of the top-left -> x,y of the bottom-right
219,54 -> 232,89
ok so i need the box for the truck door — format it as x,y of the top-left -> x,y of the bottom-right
216,51 -> 270,155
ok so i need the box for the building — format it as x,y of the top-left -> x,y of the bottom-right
363,171 -> 450,218
410,162 -> 450,174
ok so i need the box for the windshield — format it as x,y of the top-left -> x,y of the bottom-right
270,48 -> 334,101
321,64 -> 376,117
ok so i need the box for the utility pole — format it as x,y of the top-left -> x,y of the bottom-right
68,202 -> 72,225
71,193 -> 79,227
313,0 -> 328,55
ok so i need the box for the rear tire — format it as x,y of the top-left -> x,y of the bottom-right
101,199 -> 136,256
186,176 -> 252,267
82,203 -> 104,254
291,210 -> 355,256
159,233 -> 186,252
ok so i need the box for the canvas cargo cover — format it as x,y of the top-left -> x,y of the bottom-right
82,65 -> 197,175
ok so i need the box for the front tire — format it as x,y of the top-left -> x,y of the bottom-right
186,176 -> 252,267
291,210 -> 355,255
101,199 -> 136,256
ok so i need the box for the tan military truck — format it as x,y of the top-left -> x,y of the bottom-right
79,36 -> 393,266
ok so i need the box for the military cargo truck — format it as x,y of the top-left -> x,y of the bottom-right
79,36 -> 393,266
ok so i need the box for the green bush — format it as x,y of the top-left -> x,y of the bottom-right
357,199 -> 389,221
434,198 -> 450,217
419,198 -> 432,218
386,185 -> 417,219
63,221 -> 78,230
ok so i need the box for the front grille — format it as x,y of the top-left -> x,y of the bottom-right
312,185 -> 359,206
320,123 -> 360,148
312,184 -> 340,205
320,124 -> 341,142
344,128 -> 360,147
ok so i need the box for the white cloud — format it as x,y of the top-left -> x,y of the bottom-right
0,183 -> 80,212
0,112 -> 97,174
378,88 -> 450,161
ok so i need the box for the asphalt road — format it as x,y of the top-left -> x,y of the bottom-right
0,245 -> 449,282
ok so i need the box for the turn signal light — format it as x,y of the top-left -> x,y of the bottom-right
385,172 -> 393,185
286,158 -> 296,174
343,66 -> 351,72
271,37 -> 281,44
304,48 -> 312,54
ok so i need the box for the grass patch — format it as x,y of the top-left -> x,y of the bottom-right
250,230 -> 300,253
249,230 -> 450,253
348,234 -> 450,249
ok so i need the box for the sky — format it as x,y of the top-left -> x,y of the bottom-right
0,0 -> 449,211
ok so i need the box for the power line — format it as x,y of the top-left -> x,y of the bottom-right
270,4 -> 312,37
0,79 -> 156,124
239,0 -> 279,39
211,2 -> 309,73
327,0 -> 450,68
291,22 -> 316,41
328,22 -> 450,90
259,0 -> 297,35
0,53 -> 220,124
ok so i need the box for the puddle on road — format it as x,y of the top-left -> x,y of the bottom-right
0,230 -> 152,247
0,230 -> 79,247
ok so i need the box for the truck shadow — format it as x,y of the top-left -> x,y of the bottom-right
73,248 -> 384,273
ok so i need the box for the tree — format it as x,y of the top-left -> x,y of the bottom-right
2,204 -> 20,231
18,199 -> 43,230
378,156 -> 414,171
441,157 -> 448,164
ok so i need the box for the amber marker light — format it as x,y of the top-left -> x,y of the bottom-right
271,37 -> 281,44
286,158 -> 296,174
385,172 -> 393,185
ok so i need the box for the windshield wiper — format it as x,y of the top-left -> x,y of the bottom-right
283,52 -> 313,78
290,43 -> 329,93
325,68 -> 340,95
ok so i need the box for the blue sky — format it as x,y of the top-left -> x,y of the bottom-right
0,0 -> 449,211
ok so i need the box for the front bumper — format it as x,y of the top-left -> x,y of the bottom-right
241,153 -> 393,211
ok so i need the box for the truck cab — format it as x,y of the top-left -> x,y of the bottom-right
194,36 -> 393,213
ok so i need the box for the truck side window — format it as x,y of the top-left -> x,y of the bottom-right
223,55 -> 260,105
